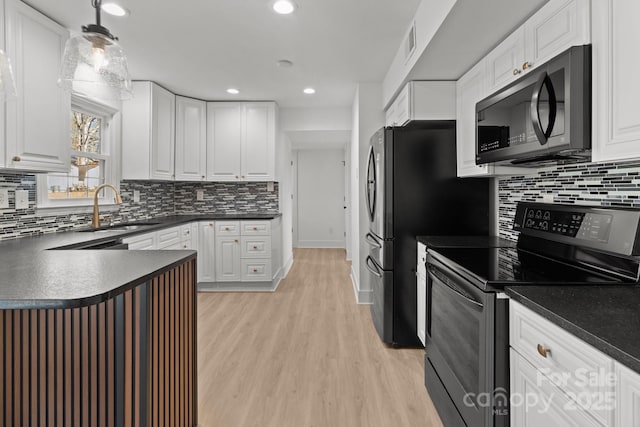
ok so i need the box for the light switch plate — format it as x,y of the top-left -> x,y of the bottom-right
15,190 -> 29,209
267,182 -> 274,192
0,189 -> 8,209
133,190 -> 140,203
196,190 -> 204,201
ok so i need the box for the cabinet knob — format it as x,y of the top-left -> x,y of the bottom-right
513,68 -> 522,76
252,245 -> 258,250
241,176 -> 245,179
537,344 -> 551,358
183,244 -> 187,249
522,61 -> 531,70
209,223 -> 213,226
235,175 -> 239,179
12,156 -> 20,162
253,227 -> 258,231
252,268 -> 258,273
234,239 -> 239,243
225,227 -> 230,231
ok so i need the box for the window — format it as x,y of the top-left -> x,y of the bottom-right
37,96 -> 119,211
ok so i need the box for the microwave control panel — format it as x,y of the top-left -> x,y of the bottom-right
523,208 -> 612,242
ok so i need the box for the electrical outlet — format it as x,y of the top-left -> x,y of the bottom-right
196,190 -> 204,201
133,190 -> 140,203
267,182 -> 274,192
15,190 -> 29,209
0,189 -> 8,209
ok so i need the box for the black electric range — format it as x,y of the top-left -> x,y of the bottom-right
424,202 -> 640,427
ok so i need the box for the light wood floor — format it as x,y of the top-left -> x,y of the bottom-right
196,248 -> 444,427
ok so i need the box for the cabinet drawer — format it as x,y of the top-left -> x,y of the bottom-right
510,300 -> 614,426
240,236 -> 271,258
216,221 -> 240,236
124,232 -> 157,250
241,220 -> 271,235
157,226 -> 181,249
240,259 -> 272,282
181,224 -> 193,240
163,241 -> 191,250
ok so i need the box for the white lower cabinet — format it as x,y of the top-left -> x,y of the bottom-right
123,232 -> 157,250
616,363 -> 640,427
241,259 -> 271,281
215,235 -> 241,282
416,242 -> 427,346
198,222 -> 216,283
510,349 -> 602,427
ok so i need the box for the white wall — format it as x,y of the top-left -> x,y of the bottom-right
350,83 -> 385,304
280,107 -> 352,132
344,145 -> 351,260
276,130 -> 294,276
294,149 -> 346,248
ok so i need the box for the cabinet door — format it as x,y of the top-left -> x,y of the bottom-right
456,61 -> 492,177
391,84 -> 411,126
150,84 -> 175,180
175,96 -> 206,181
242,102 -> 275,181
524,0 -> 590,72
416,272 -> 426,346
510,350 -> 604,427
592,0 -> 640,162
5,0 -> 70,172
206,102 -> 243,181
215,236 -> 241,282
198,222 -> 216,283
616,363 -> 640,427
485,28 -> 526,94
384,103 -> 396,127
124,232 -> 157,250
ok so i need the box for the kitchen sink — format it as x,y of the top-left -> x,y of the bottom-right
77,221 -> 161,232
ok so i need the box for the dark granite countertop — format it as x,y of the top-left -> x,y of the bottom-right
506,286 -> 640,373
0,213 -> 281,309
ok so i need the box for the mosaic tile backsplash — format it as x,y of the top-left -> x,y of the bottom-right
499,160 -> 640,241
0,174 -> 279,241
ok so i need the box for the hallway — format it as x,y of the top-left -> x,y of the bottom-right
197,248 -> 443,426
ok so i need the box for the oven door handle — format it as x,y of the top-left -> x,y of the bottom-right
366,255 -> 382,278
429,266 -> 483,309
365,233 -> 382,249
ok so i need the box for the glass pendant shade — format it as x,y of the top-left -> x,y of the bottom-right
58,31 -> 132,100
0,49 -> 17,100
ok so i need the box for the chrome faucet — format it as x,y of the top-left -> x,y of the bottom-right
92,183 -> 123,228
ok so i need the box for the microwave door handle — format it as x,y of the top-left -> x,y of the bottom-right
530,72 -> 557,145
366,256 -> 383,278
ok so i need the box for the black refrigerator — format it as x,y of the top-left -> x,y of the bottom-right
365,122 -> 490,347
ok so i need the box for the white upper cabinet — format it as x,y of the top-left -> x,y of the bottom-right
207,102 -> 276,182
243,102 -> 275,181
385,81 -> 456,126
122,81 -> 176,180
485,28 -> 526,94
206,102 -> 243,181
175,96 -> 206,181
524,0 -> 590,70
457,61 -> 492,177
591,0 -> 640,163
484,0 -> 590,97
4,0 -> 70,173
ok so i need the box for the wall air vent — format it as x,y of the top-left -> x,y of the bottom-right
404,22 -> 417,63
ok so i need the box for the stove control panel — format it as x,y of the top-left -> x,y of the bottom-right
514,202 -> 640,256
523,208 -> 612,242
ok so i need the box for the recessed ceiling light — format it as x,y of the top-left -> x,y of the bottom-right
101,2 -> 128,17
303,87 -> 316,95
277,59 -> 294,68
227,88 -> 240,95
273,0 -> 296,15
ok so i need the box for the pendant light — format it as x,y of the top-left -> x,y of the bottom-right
58,0 -> 132,100
0,49 -> 16,100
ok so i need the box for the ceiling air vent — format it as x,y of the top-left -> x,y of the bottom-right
404,22 -> 416,63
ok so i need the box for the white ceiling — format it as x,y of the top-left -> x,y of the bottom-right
25,0 -> 421,108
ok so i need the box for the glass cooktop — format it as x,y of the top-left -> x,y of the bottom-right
429,246 -> 629,289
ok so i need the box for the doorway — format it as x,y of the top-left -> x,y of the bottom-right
293,149 -> 346,248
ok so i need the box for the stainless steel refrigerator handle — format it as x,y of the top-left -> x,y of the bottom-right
429,267 -> 483,309
365,256 -> 382,278
365,233 -> 382,248
530,71 -> 557,145
365,146 -> 376,222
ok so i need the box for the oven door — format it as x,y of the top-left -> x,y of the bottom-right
425,256 -> 495,427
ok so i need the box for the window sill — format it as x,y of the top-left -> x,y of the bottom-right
35,203 -> 120,216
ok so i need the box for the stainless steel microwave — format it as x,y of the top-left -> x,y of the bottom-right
475,45 -> 591,167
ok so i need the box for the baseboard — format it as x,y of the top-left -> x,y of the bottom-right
198,279 -> 278,292
282,255 -> 294,278
350,267 -> 373,305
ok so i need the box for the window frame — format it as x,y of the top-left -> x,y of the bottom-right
37,95 -> 120,214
